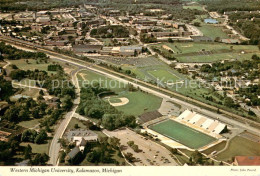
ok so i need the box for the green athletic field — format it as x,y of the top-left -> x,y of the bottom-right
149,119 -> 216,149
148,69 -> 181,83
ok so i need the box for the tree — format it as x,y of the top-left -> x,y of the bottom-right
24,144 -> 32,160
59,151 -> 66,163
34,130 -> 48,144
31,153 -> 49,166
191,150 -> 204,164
39,90 -> 44,96
74,124 -> 80,129
248,109 -> 256,116
193,22 -> 201,27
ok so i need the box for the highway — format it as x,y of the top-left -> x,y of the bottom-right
1,36 -> 260,135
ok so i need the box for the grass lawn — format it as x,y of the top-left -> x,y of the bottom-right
66,117 -> 86,131
20,142 -> 50,154
147,69 -> 181,83
8,59 -> 56,75
216,136 -> 260,162
113,91 -> 162,116
20,87 -> 40,99
198,24 -> 229,39
149,119 -> 216,149
77,70 -> 126,92
18,118 -> 40,129
202,141 -> 227,155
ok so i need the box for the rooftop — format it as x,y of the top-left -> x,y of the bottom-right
235,156 -> 260,166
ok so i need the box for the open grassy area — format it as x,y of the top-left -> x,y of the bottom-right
20,87 -> 40,99
77,70 -> 162,116
198,24 -> 229,39
149,119 -> 217,149
147,69 -> 181,83
18,118 -> 40,129
66,117 -> 86,131
216,136 -> 260,162
20,142 -> 50,154
202,141 -> 227,155
8,59 -> 54,74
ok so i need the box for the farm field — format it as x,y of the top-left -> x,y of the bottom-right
216,136 -> 260,162
149,119 -> 217,149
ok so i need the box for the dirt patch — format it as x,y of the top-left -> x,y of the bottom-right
108,97 -> 129,107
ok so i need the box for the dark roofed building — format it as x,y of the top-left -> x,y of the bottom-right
234,156 -> 260,166
67,146 -> 80,160
191,36 -> 213,42
139,111 -> 162,123
73,45 -> 103,53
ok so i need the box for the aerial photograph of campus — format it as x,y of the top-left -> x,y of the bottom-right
0,0 -> 259,168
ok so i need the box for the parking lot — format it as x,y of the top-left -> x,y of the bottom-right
104,128 -> 178,166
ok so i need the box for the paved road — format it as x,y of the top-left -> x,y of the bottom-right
48,69 -> 81,165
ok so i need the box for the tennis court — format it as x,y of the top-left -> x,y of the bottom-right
149,119 -> 216,149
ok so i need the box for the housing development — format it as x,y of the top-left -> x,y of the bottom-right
0,0 -> 259,168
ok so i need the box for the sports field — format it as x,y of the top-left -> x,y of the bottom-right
77,70 -> 162,116
149,119 -> 216,149
148,70 -> 181,83
153,43 -> 260,63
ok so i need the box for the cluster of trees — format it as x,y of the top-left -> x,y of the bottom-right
21,129 -> 48,144
140,33 -> 157,43
151,46 -> 177,61
200,55 -> 259,80
0,42 -> 47,60
127,141 -> 140,152
9,68 -> 76,111
0,137 -> 19,165
203,0 -> 260,13
47,64 -> 63,71
3,98 -> 48,122
234,18 -> 260,45
10,69 -> 48,81
99,62 -> 137,77
77,84 -> 137,130
60,135 -> 125,166
0,0 -> 89,12
0,135 -> 49,165
90,25 -> 129,38
0,75 -> 14,101
238,85 -> 260,107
